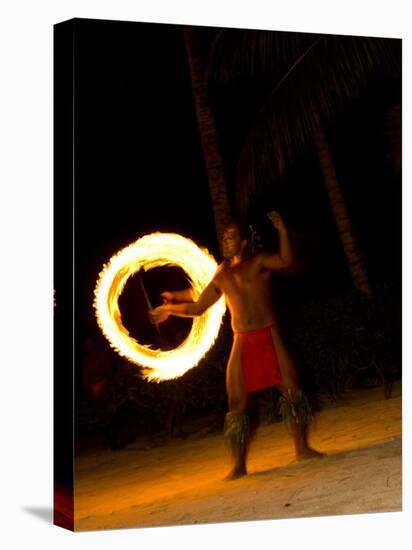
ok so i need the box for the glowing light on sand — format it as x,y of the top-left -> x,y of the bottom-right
94,233 -> 226,382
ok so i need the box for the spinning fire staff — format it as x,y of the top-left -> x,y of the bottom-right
136,269 -> 162,340
150,211 -> 324,480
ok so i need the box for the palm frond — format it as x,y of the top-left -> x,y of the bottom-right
207,28 -> 319,87
241,36 -> 400,213
208,31 -> 401,215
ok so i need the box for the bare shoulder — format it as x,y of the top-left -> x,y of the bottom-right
254,251 -> 278,273
213,262 -> 225,278
211,263 -> 225,291
252,252 -> 267,270
239,255 -> 263,278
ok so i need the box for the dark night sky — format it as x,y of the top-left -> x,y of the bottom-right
75,19 -> 219,341
74,19 -> 401,348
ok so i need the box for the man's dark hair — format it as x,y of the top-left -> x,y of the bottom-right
224,219 -> 251,241
223,219 -> 261,257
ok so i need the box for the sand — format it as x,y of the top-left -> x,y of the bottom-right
74,383 -> 402,531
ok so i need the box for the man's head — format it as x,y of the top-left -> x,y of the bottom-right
222,220 -> 250,260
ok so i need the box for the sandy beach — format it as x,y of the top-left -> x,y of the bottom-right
74,383 -> 402,531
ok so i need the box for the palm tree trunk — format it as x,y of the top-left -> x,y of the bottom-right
183,28 -> 232,251
313,124 -> 371,295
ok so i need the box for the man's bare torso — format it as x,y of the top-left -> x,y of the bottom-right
214,254 -> 279,333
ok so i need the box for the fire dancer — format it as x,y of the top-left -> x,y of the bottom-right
150,211 -> 324,479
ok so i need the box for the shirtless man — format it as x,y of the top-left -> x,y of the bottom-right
150,211 -> 323,479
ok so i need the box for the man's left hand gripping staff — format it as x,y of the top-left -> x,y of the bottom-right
149,305 -> 171,324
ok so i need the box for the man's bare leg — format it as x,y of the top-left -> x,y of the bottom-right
223,412 -> 249,480
224,336 -> 249,480
279,388 -> 324,461
271,328 -> 324,461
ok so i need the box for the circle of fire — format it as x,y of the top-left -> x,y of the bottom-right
94,233 -> 226,382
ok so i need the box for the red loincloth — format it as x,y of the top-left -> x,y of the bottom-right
237,324 -> 283,393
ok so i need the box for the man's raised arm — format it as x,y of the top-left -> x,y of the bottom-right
259,211 -> 294,272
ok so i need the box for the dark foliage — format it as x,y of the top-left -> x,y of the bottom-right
76,315 -> 232,445
207,31 -> 401,215
282,279 -> 401,401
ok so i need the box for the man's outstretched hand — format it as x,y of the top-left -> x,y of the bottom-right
149,305 -> 171,324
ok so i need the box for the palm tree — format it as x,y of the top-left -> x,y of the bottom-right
207,31 -> 401,294
183,27 -> 232,253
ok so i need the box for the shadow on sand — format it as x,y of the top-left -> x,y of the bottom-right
248,438 -> 401,479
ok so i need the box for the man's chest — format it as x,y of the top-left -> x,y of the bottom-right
217,262 -> 268,296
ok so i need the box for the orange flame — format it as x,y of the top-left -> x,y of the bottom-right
94,233 -> 226,381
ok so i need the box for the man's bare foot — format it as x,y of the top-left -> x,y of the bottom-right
223,465 -> 247,481
296,447 -> 325,462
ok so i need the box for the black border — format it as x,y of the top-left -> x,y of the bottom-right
53,18 -> 76,531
